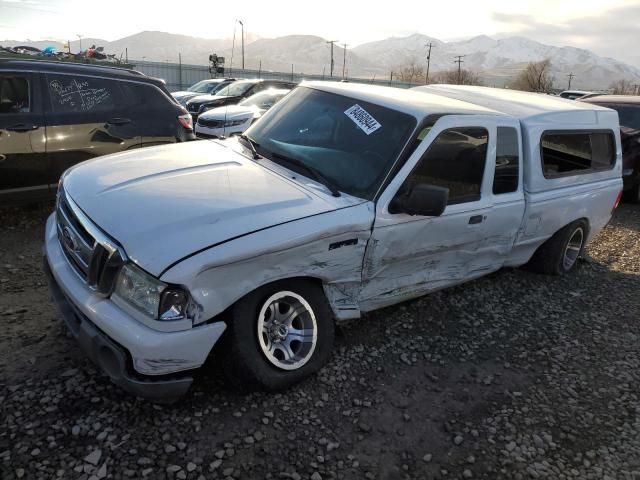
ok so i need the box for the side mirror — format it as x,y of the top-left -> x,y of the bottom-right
391,184 -> 449,216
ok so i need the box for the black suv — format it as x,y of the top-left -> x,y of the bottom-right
186,79 -> 297,120
0,59 -> 195,204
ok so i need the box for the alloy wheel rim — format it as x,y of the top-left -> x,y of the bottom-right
563,227 -> 584,270
257,291 -> 318,371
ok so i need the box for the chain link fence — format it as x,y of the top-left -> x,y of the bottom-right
129,59 -> 422,92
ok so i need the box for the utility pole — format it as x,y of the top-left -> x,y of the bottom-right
258,60 -> 262,78
342,43 -> 348,80
567,72 -> 575,90
238,20 -> 245,70
230,20 -> 237,77
389,71 -> 393,86
291,64 -> 294,81
326,40 -> 338,77
454,55 -> 465,84
425,42 -> 435,84
76,34 -> 83,53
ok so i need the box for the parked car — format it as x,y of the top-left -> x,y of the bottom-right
0,59 -> 195,204
579,95 -> 640,202
186,79 -> 296,121
195,88 -> 290,138
558,90 -> 597,100
44,82 -> 622,401
171,78 -> 236,106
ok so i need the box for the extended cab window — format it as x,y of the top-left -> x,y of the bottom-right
404,127 -> 488,205
493,127 -> 519,194
541,131 -> 615,177
47,74 -> 122,113
0,75 -> 30,113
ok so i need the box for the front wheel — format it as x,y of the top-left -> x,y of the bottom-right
223,280 -> 335,390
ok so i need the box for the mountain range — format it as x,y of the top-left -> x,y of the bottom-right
3,31 -> 639,89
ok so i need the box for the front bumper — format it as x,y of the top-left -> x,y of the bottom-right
43,214 -> 226,400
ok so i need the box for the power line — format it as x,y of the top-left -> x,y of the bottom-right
425,42 -> 435,84
454,55 -> 465,85
567,72 -> 575,90
326,40 -> 338,77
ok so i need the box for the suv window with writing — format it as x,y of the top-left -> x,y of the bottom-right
47,74 -> 121,114
405,127 -> 488,205
493,127 -> 519,194
0,75 -> 30,113
541,131 -> 615,177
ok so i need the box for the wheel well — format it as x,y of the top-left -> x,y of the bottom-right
529,217 -> 590,261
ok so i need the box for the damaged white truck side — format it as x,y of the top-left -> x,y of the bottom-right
44,83 -> 623,400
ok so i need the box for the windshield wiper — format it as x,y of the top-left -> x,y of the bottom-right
269,152 -> 341,197
238,134 -> 260,160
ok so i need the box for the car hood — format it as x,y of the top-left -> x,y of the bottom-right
188,94 -> 235,105
199,105 -> 260,120
62,141 -> 344,276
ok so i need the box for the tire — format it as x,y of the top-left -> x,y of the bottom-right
223,280 -> 335,390
527,220 -> 588,275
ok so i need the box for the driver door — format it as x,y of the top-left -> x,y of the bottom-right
359,115 -> 515,311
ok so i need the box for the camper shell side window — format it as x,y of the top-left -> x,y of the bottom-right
540,130 -> 616,179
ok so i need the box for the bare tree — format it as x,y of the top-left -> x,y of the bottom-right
609,79 -> 636,95
395,58 -> 425,83
431,68 -> 483,86
509,59 -> 554,93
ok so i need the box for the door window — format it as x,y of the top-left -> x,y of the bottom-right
403,127 -> 489,205
46,74 -> 122,113
0,75 -> 30,113
493,127 -> 519,194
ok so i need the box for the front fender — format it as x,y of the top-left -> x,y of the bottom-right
161,202 -> 374,323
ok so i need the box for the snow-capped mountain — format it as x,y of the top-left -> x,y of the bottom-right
3,31 -> 639,89
352,34 -> 640,89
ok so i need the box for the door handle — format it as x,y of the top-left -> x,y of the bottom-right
468,215 -> 484,225
107,117 -> 131,126
6,124 -> 38,132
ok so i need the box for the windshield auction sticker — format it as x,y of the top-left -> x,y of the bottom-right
344,104 -> 382,135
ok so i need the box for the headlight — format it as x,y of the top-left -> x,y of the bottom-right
114,263 -> 191,321
224,118 -> 248,127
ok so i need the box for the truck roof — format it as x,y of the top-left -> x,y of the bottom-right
413,85 -> 614,125
301,81 -> 499,118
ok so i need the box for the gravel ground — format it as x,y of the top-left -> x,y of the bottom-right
1,202 -> 639,480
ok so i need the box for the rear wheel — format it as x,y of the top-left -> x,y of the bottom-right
527,220 -> 588,275
224,280 -> 334,390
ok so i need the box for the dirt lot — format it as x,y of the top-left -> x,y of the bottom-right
1,202 -> 639,480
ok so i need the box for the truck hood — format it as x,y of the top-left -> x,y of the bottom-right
63,141 -> 344,276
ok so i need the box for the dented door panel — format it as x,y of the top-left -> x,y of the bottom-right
360,114 -> 524,311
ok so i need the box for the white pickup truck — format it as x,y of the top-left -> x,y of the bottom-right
44,82 -> 623,401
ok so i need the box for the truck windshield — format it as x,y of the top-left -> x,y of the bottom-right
245,87 -> 416,200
